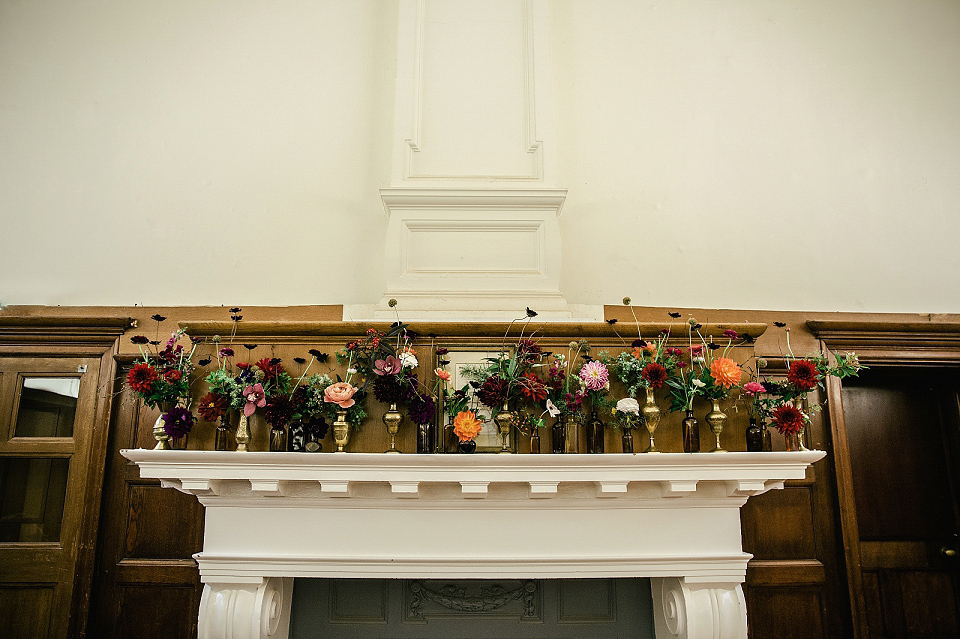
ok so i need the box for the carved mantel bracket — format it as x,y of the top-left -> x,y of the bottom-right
123,450 -> 824,639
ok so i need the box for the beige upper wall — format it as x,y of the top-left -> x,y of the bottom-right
1,0 -> 957,312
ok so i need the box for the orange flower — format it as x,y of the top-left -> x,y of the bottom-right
710,357 -> 742,389
434,368 -> 451,381
453,410 -> 484,442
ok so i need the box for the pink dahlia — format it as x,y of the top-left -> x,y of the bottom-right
743,381 -> 765,396
579,360 -> 610,391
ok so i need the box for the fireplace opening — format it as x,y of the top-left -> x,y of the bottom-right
289,577 -> 656,638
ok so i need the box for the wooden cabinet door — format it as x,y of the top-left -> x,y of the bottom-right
86,367 -> 205,639
0,356 -> 104,639
841,368 -> 960,639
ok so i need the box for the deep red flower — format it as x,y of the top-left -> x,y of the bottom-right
517,339 -> 543,362
197,392 -> 228,421
477,376 -> 508,408
641,362 -> 668,390
787,359 -> 818,392
772,403 -> 806,435
518,372 -> 548,402
163,369 -> 182,383
256,357 -> 284,380
127,363 -> 158,394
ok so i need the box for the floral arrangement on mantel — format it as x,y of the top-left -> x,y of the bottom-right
125,314 -> 199,446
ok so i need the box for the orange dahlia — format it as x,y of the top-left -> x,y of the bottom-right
453,410 -> 484,442
709,357 -> 742,389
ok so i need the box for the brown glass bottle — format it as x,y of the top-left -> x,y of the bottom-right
682,409 -> 700,453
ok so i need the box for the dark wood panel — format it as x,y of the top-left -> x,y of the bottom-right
115,585 -> 199,639
746,560 -> 825,586
745,587 -> 825,639
0,584 -> 54,639
741,486 -> 816,559
123,484 -> 204,559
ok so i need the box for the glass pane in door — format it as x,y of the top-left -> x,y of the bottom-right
0,457 -> 70,542
14,377 -> 79,437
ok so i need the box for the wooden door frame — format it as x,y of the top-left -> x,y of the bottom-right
0,316 -> 132,638
807,320 -> 960,639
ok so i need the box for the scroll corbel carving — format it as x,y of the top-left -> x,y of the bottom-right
198,577 -> 293,639
651,577 -> 747,639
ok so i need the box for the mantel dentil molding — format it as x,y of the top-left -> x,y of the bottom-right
123,450 -> 824,639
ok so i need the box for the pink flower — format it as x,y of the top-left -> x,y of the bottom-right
743,381 -> 765,396
324,382 -> 358,408
690,345 -> 704,356
435,368 -> 451,381
723,329 -> 739,339
579,360 -> 610,391
242,383 -> 267,417
373,355 -> 402,376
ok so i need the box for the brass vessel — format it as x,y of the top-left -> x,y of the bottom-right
235,413 -> 250,452
333,409 -> 350,453
494,403 -> 515,454
795,396 -> 810,451
641,386 -> 662,453
382,403 -> 404,454
705,399 -> 727,453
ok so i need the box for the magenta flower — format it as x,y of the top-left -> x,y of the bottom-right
219,347 -> 234,357
242,383 -> 267,416
723,329 -> 739,339
373,355 -> 402,376
743,381 -> 765,396
579,360 -> 610,391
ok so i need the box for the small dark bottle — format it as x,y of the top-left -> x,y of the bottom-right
269,424 -> 287,452
622,429 -> 635,454
585,411 -> 605,454
215,415 -> 231,451
530,428 -> 541,454
417,422 -> 434,454
459,439 -> 476,454
552,418 -> 566,454
745,417 -> 763,452
761,421 -> 773,452
682,409 -> 700,453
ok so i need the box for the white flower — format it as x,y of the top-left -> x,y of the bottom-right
399,352 -> 418,369
347,367 -> 357,375
616,397 -> 640,415
692,378 -> 706,388
545,399 -> 561,417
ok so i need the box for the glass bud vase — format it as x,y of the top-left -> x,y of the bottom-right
416,420 -> 434,454
761,420 -> 773,452
214,414 -> 231,451
704,399 -> 727,453
529,426 -> 541,454
784,430 -> 801,452
745,417 -> 763,452
641,387 -> 661,453
493,403 -> 515,454
333,410 -> 350,453
458,439 -> 477,454
682,409 -> 700,453
565,413 -> 581,454
586,411 -> 605,454
622,428 -> 635,454
288,420 -> 306,452
552,417 -> 566,454
269,424 -> 287,452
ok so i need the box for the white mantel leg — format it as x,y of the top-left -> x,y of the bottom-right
198,577 -> 293,639
651,577 -> 748,639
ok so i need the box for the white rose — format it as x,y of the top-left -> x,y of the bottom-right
616,397 -> 640,415
399,352 -> 418,369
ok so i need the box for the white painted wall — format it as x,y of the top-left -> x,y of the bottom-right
1,1 -> 958,312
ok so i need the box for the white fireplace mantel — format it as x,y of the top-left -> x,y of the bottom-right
122,450 -> 825,639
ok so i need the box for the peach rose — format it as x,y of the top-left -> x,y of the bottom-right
453,410 -> 484,442
435,368 -> 451,381
710,357 -> 742,389
323,381 -> 358,408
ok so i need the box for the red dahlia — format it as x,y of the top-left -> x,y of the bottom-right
476,376 -> 508,408
787,359 -> 818,392
772,403 -> 806,435
197,392 -> 228,422
163,369 -> 182,382
518,372 -> 548,402
127,363 -> 158,394
641,362 -> 668,390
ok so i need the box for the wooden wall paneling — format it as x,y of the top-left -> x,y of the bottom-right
86,364 -> 203,639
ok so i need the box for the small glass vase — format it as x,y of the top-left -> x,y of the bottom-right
704,399 -> 727,453
383,403 -> 404,454
586,411 -> 605,454
745,417 -> 763,452
565,413 -> 581,454
458,439 -> 477,454
552,416 -> 566,453
529,426 -> 541,454
761,420 -> 772,452
333,410 -> 350,453
682,409 -> 700,453
784,430 -> 801,452
493,403 -> 515,454
621,429 -> 635,454
444,415 -> 457,453
214,414 -> 231,451
269,424 -> 287,452
416,421 -> 434,454
641,387 -> 661,453
288,420 -> 306,452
